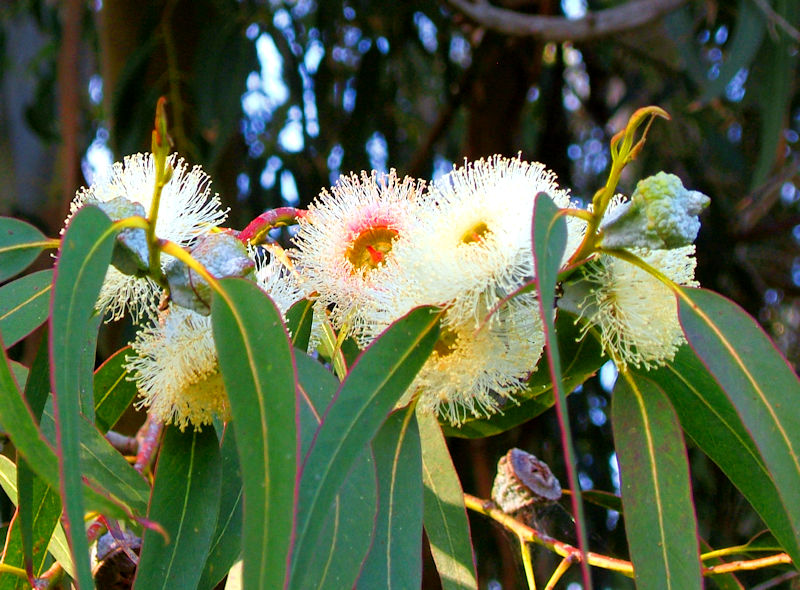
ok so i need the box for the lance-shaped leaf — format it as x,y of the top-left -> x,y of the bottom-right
612,374 -> 703,590
50,205 -> 116,589
0,217 -> 48,282
532,191 -> 592,584
197,428 -> 243,590
357,406 -> 423,589
289,306 -> 440,586
0,339 -> 123,519
286,298 -> 315,352
641,346 -> 797,564
677,287 -> 800,563
134,425 -> 222,590
211,278 -> 297,590
93,347 -> 138,434
0,456 -> 74,580
0,270 -> 53,349
418,410 -> 477,590
294,353 -> 377,590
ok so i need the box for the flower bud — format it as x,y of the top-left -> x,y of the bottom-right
600,172 -> 710,250
96,197 -> 150,276
166,231 -> 255,314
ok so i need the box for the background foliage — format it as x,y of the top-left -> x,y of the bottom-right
1,0 -> 799,587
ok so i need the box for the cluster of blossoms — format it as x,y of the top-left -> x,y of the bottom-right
66,151 -> 708,430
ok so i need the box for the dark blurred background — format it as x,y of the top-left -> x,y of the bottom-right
1,0 -> 798,587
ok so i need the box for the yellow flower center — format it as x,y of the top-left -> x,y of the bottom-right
433,326 -> 459,358
346,226 -> 399,271
460,221 -> 491,244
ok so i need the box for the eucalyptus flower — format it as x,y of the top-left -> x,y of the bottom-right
68,153 -> 228,322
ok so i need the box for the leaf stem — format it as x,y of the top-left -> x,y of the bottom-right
520,538 -> 537,589
544,555 -> 575,590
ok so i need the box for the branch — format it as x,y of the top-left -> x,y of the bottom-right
445,0 -> 689,41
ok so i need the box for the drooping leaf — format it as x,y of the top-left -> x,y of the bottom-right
0,456 -> 74,580
294,353 -> 377,590
0,461 -> 61,590
418,410 -> 477,590
677,287 -> 800,563
197,428 -> 243,590
50,205 -> 116,589
356,406 -> 423,589
286,298 -> 315,352
0,217 -> 48,283
211,278 -> 297,590
93,347 -> 138,434
134,425 -> 222,590
532,192 -> 592,584
0,270 -> 52,348
641,346 -> 797,565
288,306 -> 440,586
612,373 -> 702,590
297,450 -> 377,590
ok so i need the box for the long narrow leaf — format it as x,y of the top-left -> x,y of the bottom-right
93,347 -> 138,433
0,217 -> 48,282
294,353 -> 377,590
134,426 -> 222,590
0,270 -> 52,348
531,191 -> 591,584
642,347 -> 797,563
49,205 -> 116,589
211,277 -> 297,590
289,306 -> 440,586
197,428 -> 243,590
677,287 -> 800,563
612,373 -> 702,590
356,405 -> 423,589
418,409 -> 477,590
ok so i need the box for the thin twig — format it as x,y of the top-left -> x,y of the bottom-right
444,0 -> 688,42
544,554 -> 575,590
750,0 -> 800,43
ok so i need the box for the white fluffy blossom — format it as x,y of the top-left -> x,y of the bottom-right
69,153 -> 228,322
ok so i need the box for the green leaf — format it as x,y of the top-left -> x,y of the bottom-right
0,217 -> 48,283
0,270 -> 52,348
612,374 -> 702,590
641,346 -> 797,565
39,403 -> 151,517
357,405 -> 423,589
286,298 -> 315,351
677,287 -> 800,563
211,277 -> 297,590
0,456 -> 74,580
581,490 -> 622,513
531,192 -> 592,583
298,450 -> 377,590
294,353 -> 378,590
444,313 -> 604,438
418,410 -> 477,590
93,347 -> 138,433
134,425 -> 222,590
0,460 -> 62,590
197,428 -> 243,590
50,205 -> 116,589
289,306 -> 440,586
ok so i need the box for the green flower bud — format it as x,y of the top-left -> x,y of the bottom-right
166,232 -> 255,314
600,172 -> 710,250
96,197 -> 150,276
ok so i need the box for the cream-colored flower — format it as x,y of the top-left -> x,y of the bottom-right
127,305 -> 229,430
384,155 -> 581,331
291,169 -> 426,341
253,246 -> 304,315
412,296 -> 545,426
69,153 -> 228,322
575,246 -> 698,369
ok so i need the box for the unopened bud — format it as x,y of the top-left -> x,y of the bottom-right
600,172 -> 710,250
96,197 -> 149,275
